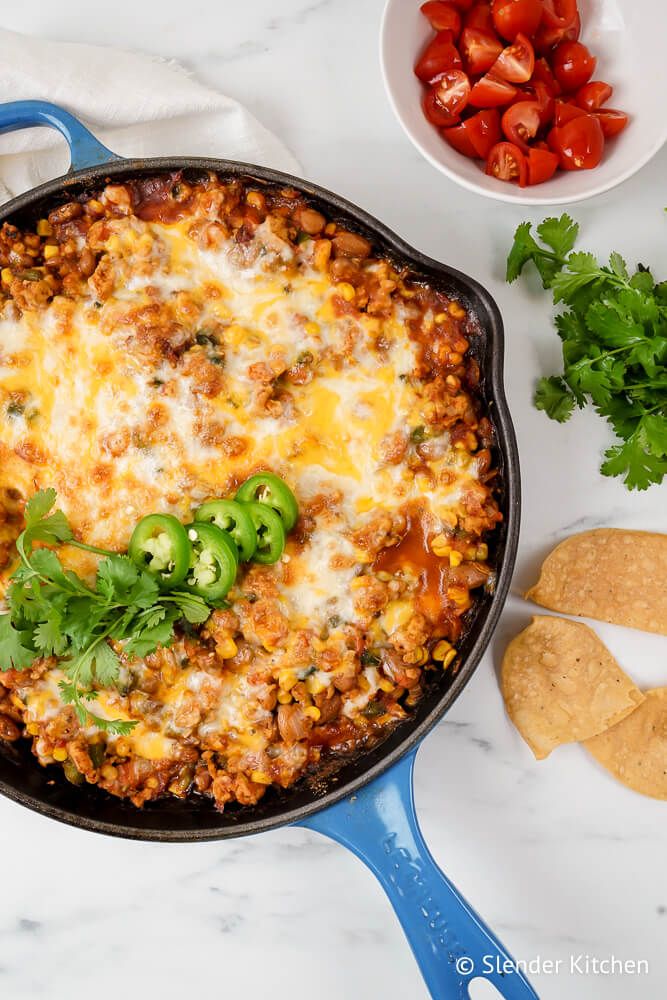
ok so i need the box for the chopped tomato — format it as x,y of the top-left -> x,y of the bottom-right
551,40 -> 596,92
593,108 -> 629,138
501,100 -> 542,152
516,79 -> 555,124
469,73 -> 518,107
492,32 -> 535,83
526,146 -> 559,184
532,57 -> 561,96
491,0 -> 543,41
553,99 -> 586,126
535,0 -> 579,51
423,88 -> 460,127
460,27 -> 503,74
442,122 -> 479,157
448,0 -> 475,8
486,141 -> 528,185
465,2 -> 495,33
420,2 -> 463,37
575,80 -> 612,111
548,113 -> 604,169
466,108 -> 503,156
414,30 -> 463,83
433,69 -> 472,117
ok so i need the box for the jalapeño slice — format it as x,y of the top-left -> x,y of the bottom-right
241,501 -> 286,565
235,473 -> 298,532
184,522 -> 239,601
194,499 -> 257,562
128,514 -> 191,589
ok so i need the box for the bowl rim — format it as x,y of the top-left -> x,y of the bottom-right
379,0 -> 667,206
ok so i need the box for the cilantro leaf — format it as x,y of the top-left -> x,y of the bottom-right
33,614 -> 68,657
0,615 -> 36,670
534,377 -> 575,422
536,215 -> 579,258
601,426 -> 667,490
506,222 -> 541,283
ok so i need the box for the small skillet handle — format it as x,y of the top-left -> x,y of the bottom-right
298,751 -> 538,1000
0,100 -> 119,173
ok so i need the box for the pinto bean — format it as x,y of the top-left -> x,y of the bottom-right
48,202 -> 83,226
295,207 -> 326,235
0,714 -> 21,741
332,231 -> 372,259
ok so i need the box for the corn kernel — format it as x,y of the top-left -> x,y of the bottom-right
304,321 -> 320,336
447,586 -> 469,606
217,637 -> 238,659
314,239 -> 331,271
449,352 -> 463,365
1,268 -> 13,286
88,199 -> 104,214
277,690 -> 293,704
101,764 -> 118,781
337,282 -> 356,302
43,244 -> 59,260
432,640 -> 452,661
476,543 -> 489,561
449,550 -> 463,567
115,738 -> 130,757
278,669 -> 298,691
324,222 -> 336,235
449,301 -> 466,319
246,191 -> 265,210
350,576 -> 368,590
358,675 -> 371,692
430,533 -> 451,557
251,769 -> 273,785
10,693 -> 25,710
52,747 -> 68,762
27,722 -> 40,736
312,637 -> 327,652
403,646 -> 426,666
434,312 -> 448,324
146,776 -> 159,789
36,219 -> 53,236
306,674 -> 328,695
378,678 -> 394,693
442,649 -> 458,669
304,706 -> 321,721
107,235 -> 122,253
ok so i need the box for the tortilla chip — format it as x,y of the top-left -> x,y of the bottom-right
501,616 -> 644,760
526,529 -> 667,636
584,689 -> 667,800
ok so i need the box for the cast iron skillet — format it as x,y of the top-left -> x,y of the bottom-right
0,101 -> 535,1000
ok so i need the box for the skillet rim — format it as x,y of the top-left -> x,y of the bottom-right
0,157 -> 521,841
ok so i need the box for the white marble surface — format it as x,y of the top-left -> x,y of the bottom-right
1,3 -> 666,999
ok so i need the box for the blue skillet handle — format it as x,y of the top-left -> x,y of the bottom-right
0,100 -> 119,172
298,750 -> 539,1000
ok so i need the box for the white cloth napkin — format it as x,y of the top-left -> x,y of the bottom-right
0,28 -> 300,204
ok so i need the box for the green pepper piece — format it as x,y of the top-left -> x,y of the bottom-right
240,501 -> 286,565
128,514 -> 191,589
184,522 -> 239,601
235,473 -> 298,531
194,498 -> 257,562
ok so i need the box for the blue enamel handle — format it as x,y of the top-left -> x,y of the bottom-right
0,100 -> 119,172
299,751 -> 538,1000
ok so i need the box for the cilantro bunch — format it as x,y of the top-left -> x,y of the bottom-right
0,490 -> 210,733
507,215 -> 667,490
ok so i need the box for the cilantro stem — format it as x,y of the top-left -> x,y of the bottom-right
67,540 -> 118,557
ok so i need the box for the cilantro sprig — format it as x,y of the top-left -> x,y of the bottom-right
0,490 -> 210,733
507,215 -> 667,490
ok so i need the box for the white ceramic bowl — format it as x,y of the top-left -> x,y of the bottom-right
380,0 -> 667,204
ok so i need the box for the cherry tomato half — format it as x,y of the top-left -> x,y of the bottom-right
423,87 -> 460,127
551,40 -> 596,92
434,69 -> 472,117
420,1 -> 462,37
466,108 -> 503,156
469,72 -> 517,107
442,122 -> 479,157
548,113 -> 604,169
593,108 -> 629,138
448,0 -> 475,8
526,146 -> 559,184
553,98 -> 586,126
486,141 -> 528,185
532,57 -> 561,96
534,0 -> 579,52
460,27 -> 503,74
515,79 -> 555,125
575,80 -> 612,111
414,30 -> 463,83
491,0 -> 543,41
492,32 -> 535,83
501,100 -> 542,152
465,2 -> 495,32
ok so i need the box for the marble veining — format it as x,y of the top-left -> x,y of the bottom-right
1,2 -> 666,999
